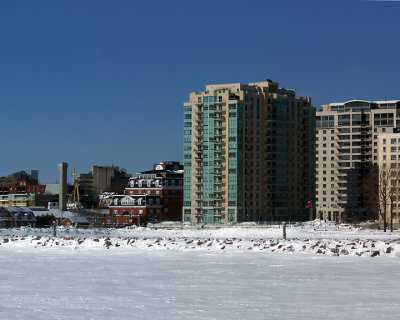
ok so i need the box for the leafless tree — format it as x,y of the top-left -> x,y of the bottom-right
378,165 -> 398,233
362,163 -> 399,232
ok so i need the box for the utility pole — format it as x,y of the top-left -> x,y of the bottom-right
282,222 -> 286,240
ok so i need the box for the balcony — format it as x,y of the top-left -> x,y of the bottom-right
195,171 -> 203,177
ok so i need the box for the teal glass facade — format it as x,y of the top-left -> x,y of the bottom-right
228,103 -> 243,219
183,105 -> 192,219
202,96 -> 216,223
274,99 -> 289,215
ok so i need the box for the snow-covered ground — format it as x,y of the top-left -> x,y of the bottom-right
1,223 -> 400,319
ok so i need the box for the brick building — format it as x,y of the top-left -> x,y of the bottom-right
0,182 -> 47,207
107,161 -> 183,226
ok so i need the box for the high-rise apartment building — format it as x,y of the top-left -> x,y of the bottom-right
316,100 -> 400,222
183,79 -> 315,224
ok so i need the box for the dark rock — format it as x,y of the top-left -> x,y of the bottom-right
371,251 -> 380,257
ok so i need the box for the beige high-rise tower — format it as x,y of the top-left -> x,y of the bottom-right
183,79 -> 315,224
315,100 -> 400,222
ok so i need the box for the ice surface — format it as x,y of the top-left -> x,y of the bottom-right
0,247 -> 400,320
1,223 -> 400,319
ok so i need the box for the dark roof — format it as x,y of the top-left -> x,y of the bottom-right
63,216 -> 89,224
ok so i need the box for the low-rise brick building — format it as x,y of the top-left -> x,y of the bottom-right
107,161 -> 183,226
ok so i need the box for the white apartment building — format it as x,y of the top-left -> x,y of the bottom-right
316,100 -> 400,222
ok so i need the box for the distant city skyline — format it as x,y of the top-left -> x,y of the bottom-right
1,0 -> 399,183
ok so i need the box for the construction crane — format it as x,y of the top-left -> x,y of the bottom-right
67,169 -> 82,210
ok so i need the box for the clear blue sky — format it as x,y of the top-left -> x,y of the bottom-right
0,0 -> 399,184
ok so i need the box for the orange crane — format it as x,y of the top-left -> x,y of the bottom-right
67,169 -> 82,209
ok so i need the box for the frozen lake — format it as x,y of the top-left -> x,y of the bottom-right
1,246 -> 399,320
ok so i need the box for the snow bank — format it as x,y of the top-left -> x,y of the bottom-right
1,223 -> 400,258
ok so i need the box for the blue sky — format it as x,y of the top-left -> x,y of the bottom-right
0,0 -> 399,183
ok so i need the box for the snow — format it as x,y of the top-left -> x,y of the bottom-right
1,222 -> 400,319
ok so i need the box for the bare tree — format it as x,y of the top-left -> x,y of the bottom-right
378,165 -> 397,233
388,164 -> 399,232
362,163 -> 399,232
390,194 -> 395,233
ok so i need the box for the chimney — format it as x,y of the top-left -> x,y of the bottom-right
58,162 -> 68,212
